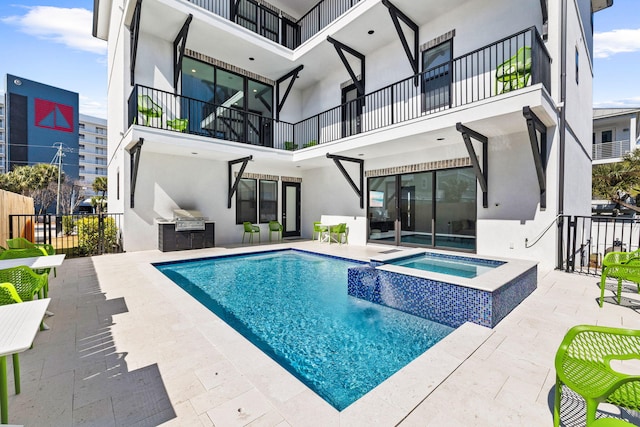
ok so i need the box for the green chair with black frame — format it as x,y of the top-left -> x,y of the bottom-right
495,46 -> 532,94
268,221 -> 283,242
137,94 -> 163,126
242,222 -> 261,244
0,248 -> 51,297
0,283 -> 25,397
554,325 -> 640,427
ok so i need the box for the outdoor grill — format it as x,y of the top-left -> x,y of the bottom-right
173,209 -> 206,232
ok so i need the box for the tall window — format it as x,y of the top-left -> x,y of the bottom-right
182,57 -> 274,146
422,40 -> 452,111
259,180 -> 277,223
236,178 -> 257,224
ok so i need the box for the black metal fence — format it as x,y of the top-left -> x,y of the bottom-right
8,213 -> 124,258
558,214 -> 640,274
187,0 -> 360,49
130,27 -> 549,152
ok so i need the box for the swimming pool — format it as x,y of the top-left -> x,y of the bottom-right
388,252 -> 503,278
154,250 -> 454,411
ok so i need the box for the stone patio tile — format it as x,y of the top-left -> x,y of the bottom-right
72,397 -> 116,427
205,388 -> 276,427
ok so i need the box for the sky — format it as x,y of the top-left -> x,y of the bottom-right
0,0 -> 638,119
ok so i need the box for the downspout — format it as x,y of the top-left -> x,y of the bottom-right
557,0 -> 567,269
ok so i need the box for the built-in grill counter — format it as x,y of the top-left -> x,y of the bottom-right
157,209 -> 215,252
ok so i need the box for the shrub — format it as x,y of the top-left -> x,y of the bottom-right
77,216 -> 119,255
62,215 -> 76,235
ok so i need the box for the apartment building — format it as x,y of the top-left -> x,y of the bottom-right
79,113 -> 109,197
592,107 -> 640,164
93,0 -> 612,269
0,98 -> 4,174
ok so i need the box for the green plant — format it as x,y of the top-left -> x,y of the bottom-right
303,140 -> 318,148
62,215 -> 76,236
77,216 -> 119,255
284,141 -> 297,151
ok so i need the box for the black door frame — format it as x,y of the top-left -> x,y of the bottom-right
282,181 -> 300,238
341,83 -> 362,138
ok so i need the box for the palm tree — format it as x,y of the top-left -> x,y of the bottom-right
91,177 -> 108,213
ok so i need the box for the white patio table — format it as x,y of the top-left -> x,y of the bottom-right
0,299 -> 51,424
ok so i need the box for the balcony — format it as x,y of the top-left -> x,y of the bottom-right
128,27 -> 550,151
187,0 -> 361,49
593,140 -> 633,161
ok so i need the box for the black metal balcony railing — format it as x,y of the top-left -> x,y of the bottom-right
187,0 -> 361,49
129,28 -> 550,152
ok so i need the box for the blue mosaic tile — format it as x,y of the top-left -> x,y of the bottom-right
348,263 -> 537,328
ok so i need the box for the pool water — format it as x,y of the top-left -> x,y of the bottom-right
155,250 -> 453,411
389,253 -> 502,278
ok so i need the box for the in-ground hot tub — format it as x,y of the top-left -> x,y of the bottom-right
347,249 -> 537,328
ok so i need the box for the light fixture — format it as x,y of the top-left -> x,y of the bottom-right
191,69 -> 196,73
253,89 -> 257,93
249,57 -> 255,61
358,153 -> 364,157
191,152 -> 198,155
367,30 -> 374,35
437,137 -> 445,141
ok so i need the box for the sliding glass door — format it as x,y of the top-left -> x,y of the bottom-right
367,167 -> 476,251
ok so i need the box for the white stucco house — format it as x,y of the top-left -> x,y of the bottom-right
93,0 -> 612,270
592,107 -> 640,164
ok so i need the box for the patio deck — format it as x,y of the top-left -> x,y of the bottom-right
6,241 -> 640,426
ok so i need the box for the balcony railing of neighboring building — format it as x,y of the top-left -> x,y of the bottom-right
592,140 -> 633,161
128,27 -> 550,151
187,0 -> 360,49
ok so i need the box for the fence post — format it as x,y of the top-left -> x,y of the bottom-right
98,213 -> 105,255
557,215 -> 564,270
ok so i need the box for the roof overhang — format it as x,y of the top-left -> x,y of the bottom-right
592,0 -> 613,13
93,0 -> 113,40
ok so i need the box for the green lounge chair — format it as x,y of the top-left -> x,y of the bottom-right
495,46 -> 531,94
554,325 -> 640,427
137,94 -> 162,126
242,222 -> 260,244
167,118 -> 188,132
268,221 -> 283,242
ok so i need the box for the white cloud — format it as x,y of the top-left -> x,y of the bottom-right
593,97 -> 640,108
2,6 -> 106,55
79,95 -> 107,119
594,28 -> 640,58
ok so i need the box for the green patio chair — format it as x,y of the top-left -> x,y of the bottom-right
242,222 -> 260,244
268,221 -> 283,242
0,266 -> 48,303
167,118 -> 188,132
6,237 -> 57,277
495,46 -> 532,94
0,249 -> 51,297
137,94 -> 163,126
554,325 -> 640,427
0,283 -> 24,395
329,223 -> 348,244
313,222 -> 327,242
591,419 -> 639,427
599,257 -> 640,307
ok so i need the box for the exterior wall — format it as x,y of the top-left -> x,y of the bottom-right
97,0 -> 601,270
0,99 -> 5,174
5,74 -> 79,179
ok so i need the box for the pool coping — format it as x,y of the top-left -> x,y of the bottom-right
146,246 -> 495,423
371,247 -> 538,292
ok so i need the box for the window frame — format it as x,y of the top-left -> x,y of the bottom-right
258,179 -> 278,223
235,177 -> 258,224
421,39 -> 453,111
